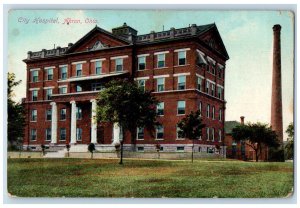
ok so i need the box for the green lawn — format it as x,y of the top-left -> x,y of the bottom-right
7,158 -> 293,198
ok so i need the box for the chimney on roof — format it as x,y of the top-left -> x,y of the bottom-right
191,24 -> 197,35
150,31 -> 155,41
170,27 -> 175,38
68,43 -> 73,48
240,116 -> 245,125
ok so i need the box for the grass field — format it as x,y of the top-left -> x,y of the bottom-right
7,158 -> 293,198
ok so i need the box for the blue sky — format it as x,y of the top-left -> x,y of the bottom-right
8,10 -> 294,140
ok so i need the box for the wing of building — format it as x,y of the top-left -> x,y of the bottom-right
22,22 -> 229,153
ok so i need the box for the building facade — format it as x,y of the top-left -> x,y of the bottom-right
22,23 -> 229,153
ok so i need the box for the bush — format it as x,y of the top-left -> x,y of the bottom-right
268,147 -> 285,162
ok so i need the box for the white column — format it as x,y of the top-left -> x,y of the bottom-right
70,101 -> 77,144
50,102 -> 57,144
113,123 -> 121,144
90,99 -> 97,144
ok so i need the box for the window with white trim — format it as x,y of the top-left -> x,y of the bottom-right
157,102 -> 164,116
206,104 -> 210,118
91,83 -> 104,91
60,66 -> 68,80
177,75 -> 186,90
95,61 -> 102,74
46,109 -> 52,121
199,102 -> 202,116
206,127 -> 210,141
76,107 -> 82,120
177,125 -> 184,139
30,129 -> 37,141
116,58 -> 123,72
60,128 -> 66,141
212,106 -> 215,120
47,68 -> 53,80
206,81 -> 210,93
157,54 -> 165,68
76,64 -> 82,77
219,109 -> 222,121
177,100 -> 186,115
31,70 -> 38,82
60,108 -> 66,120
137,147 -> 144,152
197,77 -> 203,91
178,51 -> 186,65
137,127 -> 144,140
31,109 -> 37,121
59,86 -> 67,94
76,128 -> 82,141
157,78 -> 165,92
211,83 -> 215,96
217,86 -> 223,99
45,128 -> 51,141
219,129 -> 222,142
156,125 -> 164,139
32,90 -> 38,101
211,128 -> 215,141
177,146 -> 184,152
137,79 -> 146,92
138,56 -> 146,70
45,89 -> 52,100
76,85 -> 82,92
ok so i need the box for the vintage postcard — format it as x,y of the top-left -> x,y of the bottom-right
6,9 -> 294,200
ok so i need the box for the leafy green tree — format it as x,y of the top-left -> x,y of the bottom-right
7,72 -> 25,150
88,143 -> 96,159
232,123 -> 280,162
177,110 -> 205,163
96,79 -> 158,164
285,122 -> 294,159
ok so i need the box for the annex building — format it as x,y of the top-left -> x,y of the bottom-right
23,23 -> 229,153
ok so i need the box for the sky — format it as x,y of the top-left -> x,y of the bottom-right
7,10 -> 294,140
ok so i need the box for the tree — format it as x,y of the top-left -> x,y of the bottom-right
96,79 -> 158,164
232,123 -> 280,162
88,143 -> 96,159
177,110 -> 206,163
7,72 -> 25,150
285,122 -> 294,160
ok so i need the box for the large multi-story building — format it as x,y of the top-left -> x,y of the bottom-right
22,22 -> 229,153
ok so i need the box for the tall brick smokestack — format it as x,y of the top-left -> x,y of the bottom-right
240,116 -> 245,125
271,24 -> 283,143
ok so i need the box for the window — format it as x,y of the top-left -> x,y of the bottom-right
160,146 -> 164,151
137,80 -> 146,91
212,106 -> 215,120
207,147 -> 214,153
197,77 -> 203,91
177,126 -> 184,139
60,128 -> 66,141
177,146 -> 184,152
76,64 -> 82,77
45,89 -> 52,100
217,87 -> 223,99
157,102 -> 164,116
206,104 -> 210,118
211,128 -> 215,141
219,130 -> 222,142
59,86 -> 67,94
60,66 -> 67,80
138,56 -> 146,70
177,101 -> 186,115
91,83 -> 104,91
206,128 -> 210,141
95,61 -> 102,74
32,90 -> 38,101
76,107 -> 82,120
76,85 -> 82,92
156,125 -> 164,139
206,81 -> 210,93
211,66 -> 216,75
30,129 -> 37,141
45,128 -> 51,141
46,109 -> 52,121
177,75 -> 186,90
178,51 -> 186,65
199,102 -> 202,116
137,147 -> 144,152
31,109 -> 37,121
76,128 -> 82,141
137,127 -> 144,140
47,68 -> 53,80
211,84 -> 215,96
199,147 -> 202,152
157,78 -> 165,92
60,108 -> 66,120
116,58 -> 123,72
157,54 -> 165,68
219,109 -> 222,121
31,70 -> 38,82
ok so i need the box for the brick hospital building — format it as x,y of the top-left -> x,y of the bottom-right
23,23 -> 229,153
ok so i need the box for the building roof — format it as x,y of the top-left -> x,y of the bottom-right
225,121 -> 240,134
